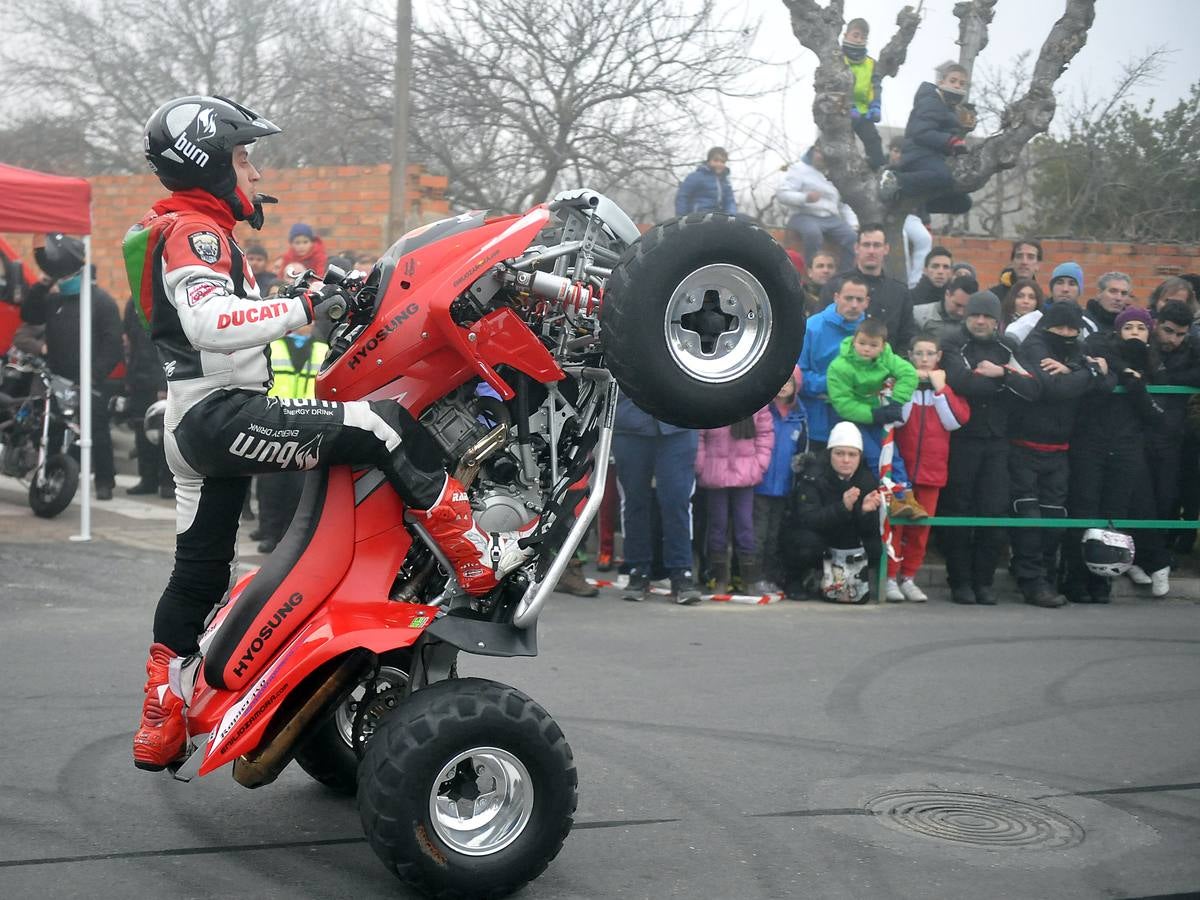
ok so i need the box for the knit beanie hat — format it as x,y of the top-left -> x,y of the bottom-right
1049,261 -> 1084,289
289,222 -> 315,241
965,289 -> 1001,320
1115,306 -> 1153,331
1042,300 -> 1084,330
827,421 -> 864,453
952,261 -> 978,281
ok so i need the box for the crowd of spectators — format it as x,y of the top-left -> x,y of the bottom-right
598,212 -> 1200,606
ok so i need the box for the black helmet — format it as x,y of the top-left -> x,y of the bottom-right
35,233 -> 86,280
144,95 -> 280,201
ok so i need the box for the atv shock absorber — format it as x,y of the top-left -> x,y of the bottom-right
511,270 -> 601,317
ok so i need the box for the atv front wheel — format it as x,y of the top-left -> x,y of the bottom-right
601,212 -> 806,429
358,677 -> 576,899
29,453 -> 79,518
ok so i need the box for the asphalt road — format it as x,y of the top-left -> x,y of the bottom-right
2,488 -> 1200,899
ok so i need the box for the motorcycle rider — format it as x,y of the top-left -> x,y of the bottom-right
127,95 -> 532,771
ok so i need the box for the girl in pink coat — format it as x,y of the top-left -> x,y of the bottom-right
696,405 -> 774,593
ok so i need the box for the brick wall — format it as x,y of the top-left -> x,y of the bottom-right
5,166 -> 1196,305
934,235 -> 1196,302
2,164 -> 449,301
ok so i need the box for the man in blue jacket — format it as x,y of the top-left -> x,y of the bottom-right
800,273 -> 868,451
675,147 -> 737,216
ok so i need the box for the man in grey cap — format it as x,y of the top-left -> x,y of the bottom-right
939,289 -> 1040,604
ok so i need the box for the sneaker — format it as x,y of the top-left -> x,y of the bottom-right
671,570 -> 703,605
624,567 -> 650,602
950,585 -> 976,605
132,643 -> 187,771
1150,567 -> 1170,598
555,559 -> 598,597
95,485 -> 113,501
125,480 -> 158,496
748,579 -> 781,596
1126,565 -> 1152,585
888,493 -> 929,520
972,585 -> 997,606
899,578 -> 928,602
596,551 -> 614,572
885,578 -> 905,602
879,168 -> 901,202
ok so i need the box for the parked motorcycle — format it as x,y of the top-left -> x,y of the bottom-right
0,349 -> 81,517
162,194 -> 805,898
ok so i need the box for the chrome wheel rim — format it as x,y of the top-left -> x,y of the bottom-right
664,263 -> 773,384
429,746 -> 534,856
335,665 -> 408,749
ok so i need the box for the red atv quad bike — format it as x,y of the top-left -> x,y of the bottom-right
165,191 -> 805,898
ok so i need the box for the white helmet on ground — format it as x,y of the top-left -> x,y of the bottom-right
1082,528 -> 1135,577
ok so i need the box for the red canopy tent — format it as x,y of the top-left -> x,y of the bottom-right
0,163 -> 96,539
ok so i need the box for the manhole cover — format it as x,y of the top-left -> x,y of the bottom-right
865,790 -> 1085,850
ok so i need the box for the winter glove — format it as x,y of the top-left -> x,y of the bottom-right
871,402 -> 905,426
867,101 -> 881,123
947,136 -> 969,156
956,102 -> 978,132
849,107 -> 861,120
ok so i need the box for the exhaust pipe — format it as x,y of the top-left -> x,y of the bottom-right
232,649 -> 374,789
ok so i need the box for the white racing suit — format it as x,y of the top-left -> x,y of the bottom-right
128,190 -> 446,654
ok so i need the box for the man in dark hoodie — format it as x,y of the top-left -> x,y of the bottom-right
939,290 -> 1039,604
820,223 -> 916,354
1128,300 -> 1200,595
21,244 -> 124,501
675,147 -> 737,216
879,61 -> 973,215
1082,271 -> 1131,338
1062,306 -> 1164,603
1008,301 -> 1115,608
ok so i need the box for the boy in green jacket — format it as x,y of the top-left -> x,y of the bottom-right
826,318 -> 926,517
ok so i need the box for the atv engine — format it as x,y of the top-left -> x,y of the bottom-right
420,391 -> 541,533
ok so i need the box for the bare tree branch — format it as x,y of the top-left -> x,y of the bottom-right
783,0 -> 923,229
875,4 -> 923,80
953,0 -> 997,85
950,0 -> 1097,194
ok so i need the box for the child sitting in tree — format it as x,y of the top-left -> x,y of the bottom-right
885,334 -> 970,601
842,17 -> 885,170
825,318 -> 926,518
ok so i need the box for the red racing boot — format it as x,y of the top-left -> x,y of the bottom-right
132,643 -> 188,771
415,476 -> 534,595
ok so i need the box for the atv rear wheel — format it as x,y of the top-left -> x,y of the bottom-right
358,677 -> 576,899
293,652 -> 411,796
600,213 -> 806,429
29,453 -> 78,518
